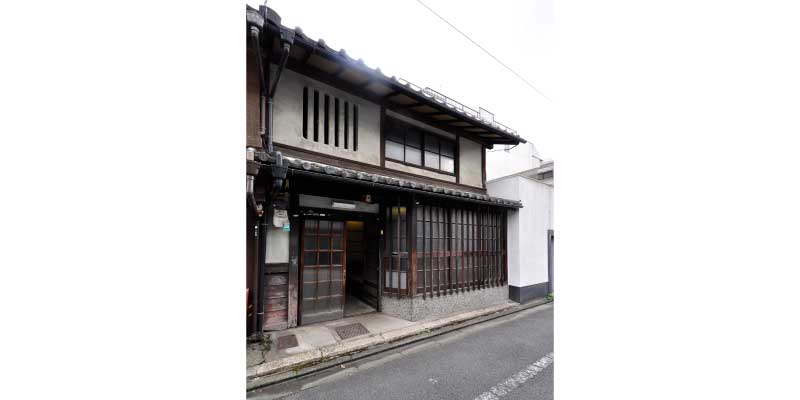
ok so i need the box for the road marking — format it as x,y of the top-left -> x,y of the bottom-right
474,352 -> 553,400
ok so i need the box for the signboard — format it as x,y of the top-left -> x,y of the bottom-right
273,209 -> 289,228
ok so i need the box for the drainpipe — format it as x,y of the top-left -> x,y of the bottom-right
248,5 -> 294,333
267,41 -> 291,153
249,25 -> 268,152
247,7 -> 269,335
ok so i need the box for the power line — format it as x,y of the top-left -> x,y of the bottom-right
413,0 -> 550,102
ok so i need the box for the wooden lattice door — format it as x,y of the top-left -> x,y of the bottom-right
300,219 -> 346,325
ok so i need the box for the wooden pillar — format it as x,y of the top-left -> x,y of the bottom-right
410,194 -> 417,297
287,192 -> 300,328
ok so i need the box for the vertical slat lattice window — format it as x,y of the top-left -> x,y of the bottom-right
383,206 -> 409,297
412,204 -> 506,298
300,86 -> 358,151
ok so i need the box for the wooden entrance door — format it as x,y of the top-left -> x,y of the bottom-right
300,219 -> 346,325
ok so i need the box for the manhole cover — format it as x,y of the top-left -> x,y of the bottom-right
334,323 -> 369,340
276,334 -> 298,350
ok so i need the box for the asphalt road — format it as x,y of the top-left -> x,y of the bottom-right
249,303 -> 554,400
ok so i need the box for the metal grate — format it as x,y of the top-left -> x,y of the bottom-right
334,323 -> 369,340
276,334 -> 298,350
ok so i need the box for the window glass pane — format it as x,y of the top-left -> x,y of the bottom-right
303,252 -> 317,266
319,236 -> 330,250
425,151 -> 439,169
425,134 -> 439,152
304,236 -> 317,250
331,221 -> 344,233
440,141 -> 455,157
332,237 -> 342,249
386,140 -> 404,160
331,283 -> 342,295
319,252 -> 331,265
405,146 -> 421,165
331,267 -> 343,282
386,124 -> 404,143
441,156 -> 455,173
304,220 -> 317,233
406,129 -> 422,148
303,284 -> 317,298
317,267 -> 330,281
319,220 -> 331,234
332,252 -> 343,265
303,268 -> 317,283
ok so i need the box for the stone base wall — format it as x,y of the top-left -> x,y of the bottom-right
381,285 -> 509,321
509,282 -> 549,304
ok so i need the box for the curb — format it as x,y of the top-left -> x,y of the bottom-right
246,299 -> 552,391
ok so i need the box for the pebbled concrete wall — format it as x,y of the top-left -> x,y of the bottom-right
381,285 -> 508,321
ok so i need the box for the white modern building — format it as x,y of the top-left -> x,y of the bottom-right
485,142 -> 546,182
486,159 -> 554,303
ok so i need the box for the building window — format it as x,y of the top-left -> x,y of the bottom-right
301,86 -> 358,151
383,206 -> 409,297
415,204 -> 506,298
384,117 -> 456,174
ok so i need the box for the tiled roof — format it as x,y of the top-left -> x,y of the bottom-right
289,27 -> 523,140
249,5 -> 525,147
277,155 -> 523,208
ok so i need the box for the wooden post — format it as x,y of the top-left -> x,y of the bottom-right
287,194 -> 299,328
410,195 -> 417,297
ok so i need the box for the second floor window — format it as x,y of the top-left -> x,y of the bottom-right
384,117 -> 456,174
302,86 -> 358,151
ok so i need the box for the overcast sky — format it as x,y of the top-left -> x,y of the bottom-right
251,0 -> 557,161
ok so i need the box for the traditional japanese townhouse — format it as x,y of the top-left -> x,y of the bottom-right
246,5 -> 526,335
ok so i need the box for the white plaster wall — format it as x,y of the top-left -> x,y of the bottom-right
459,137 -> 484,188
487,175 -> 553,288
517,176 -> 553,286
271,67 -> 381,166
265,227 -> 289,263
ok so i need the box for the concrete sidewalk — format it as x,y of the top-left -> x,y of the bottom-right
246,298 -> 551,390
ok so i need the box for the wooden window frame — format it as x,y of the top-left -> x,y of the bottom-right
382,205 -> 411,298
383,116 -> 458,176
